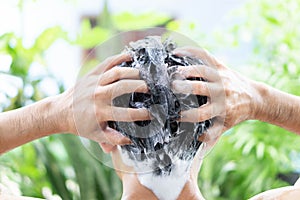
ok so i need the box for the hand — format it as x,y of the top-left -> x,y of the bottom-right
60,53 -> 150,147
249,178 -> 300,200
172,47 -> 262,142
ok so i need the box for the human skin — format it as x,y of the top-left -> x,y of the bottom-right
110,144 -> 205,200
101,47 -> 300,199
250,176 -> 300,200
110,147 -> 300,200
0,53 -> 150,154
2,47 -> 300,199
172,47 -> 300,199
172,47 -> 300,141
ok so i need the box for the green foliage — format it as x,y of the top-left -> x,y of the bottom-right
0,26 -> 67,198
113,12 -> 171,31
229,0 -> 300,88
73,10 -> 172,49
1,27 -> 66,79
74,19 -> 111,49
0,24 -> 122,199
0,2 -> 174,200
1,0 -> 300,199
200,123 -> 300,200
198,0 -> 300,199
0,27 -> 66,113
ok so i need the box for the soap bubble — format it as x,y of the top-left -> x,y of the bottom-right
73,28 -> 225,174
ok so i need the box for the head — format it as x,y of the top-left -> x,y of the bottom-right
103,36 -> 213,199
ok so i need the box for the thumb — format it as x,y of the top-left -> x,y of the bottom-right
102,127 -> 132,146
99,142 -> 116,153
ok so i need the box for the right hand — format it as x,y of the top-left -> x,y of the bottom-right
172,47 -> 262,143
249,178 -> 300,200
59,53 -> 150,147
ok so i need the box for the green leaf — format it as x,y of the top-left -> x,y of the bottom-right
166,20 -> 180,31
113,12 -> 171,31
75,19 -> 111,49
265,15 -> 280,25
256,142 -> 265,160
32,26 -> 67,53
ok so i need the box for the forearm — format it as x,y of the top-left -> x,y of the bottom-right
252,81 -> 300,134
0,94 -> 69,154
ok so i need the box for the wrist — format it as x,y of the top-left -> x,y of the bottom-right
248,80 -> 267,121
38,93 -> 71,135
49,91 -> 73,134
248,81 -> 300,133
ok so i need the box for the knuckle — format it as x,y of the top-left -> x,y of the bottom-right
95,109 -> 102,119
194,83 -> 201,94
194,82 -> 205,94
198,109 -> 209,122
196,110 -> 202,121
115,80 -> 125,91
224,87 -> 231,97
97,87 -> 112,99
94,87 -> 103,96
95,108 -> 105,121
112,108 -> 122,121
94,87 -> 103,97
193,65 -> 202,75
213,83 -> 225,95
112,67 -> 121,78
98,74 -> 105,85
103,108 -> 112,120
198,113 -> 205,122
202,67 -> 208,76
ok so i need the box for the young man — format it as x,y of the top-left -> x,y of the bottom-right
101,46 -> 300,200
1,45 -> 300,199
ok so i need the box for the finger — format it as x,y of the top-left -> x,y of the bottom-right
99,67 -> 140,86
91,53 -> 132,75
172,80 -> 211,96
173,47 -> 220,67
201,122 -> 223,143
194,123 -> 223,159
177,65 -> 219,82
106,79 -> 148,99
102,53 -> 132,72
102,126 -> 132,145
180,104 -> 217,122
99,142 -> 117,153
106,107 -> 151,121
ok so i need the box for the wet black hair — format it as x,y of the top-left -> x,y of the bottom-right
108,36 -> 211,175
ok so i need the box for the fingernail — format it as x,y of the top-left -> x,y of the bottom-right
179,113 -> 185,120
123,137 -> 132,145
172,49 -> 181,54
173,50 -> 191,57
198,133 -> 206,142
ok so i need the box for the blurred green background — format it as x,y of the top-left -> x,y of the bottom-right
1,0 -> 300,199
